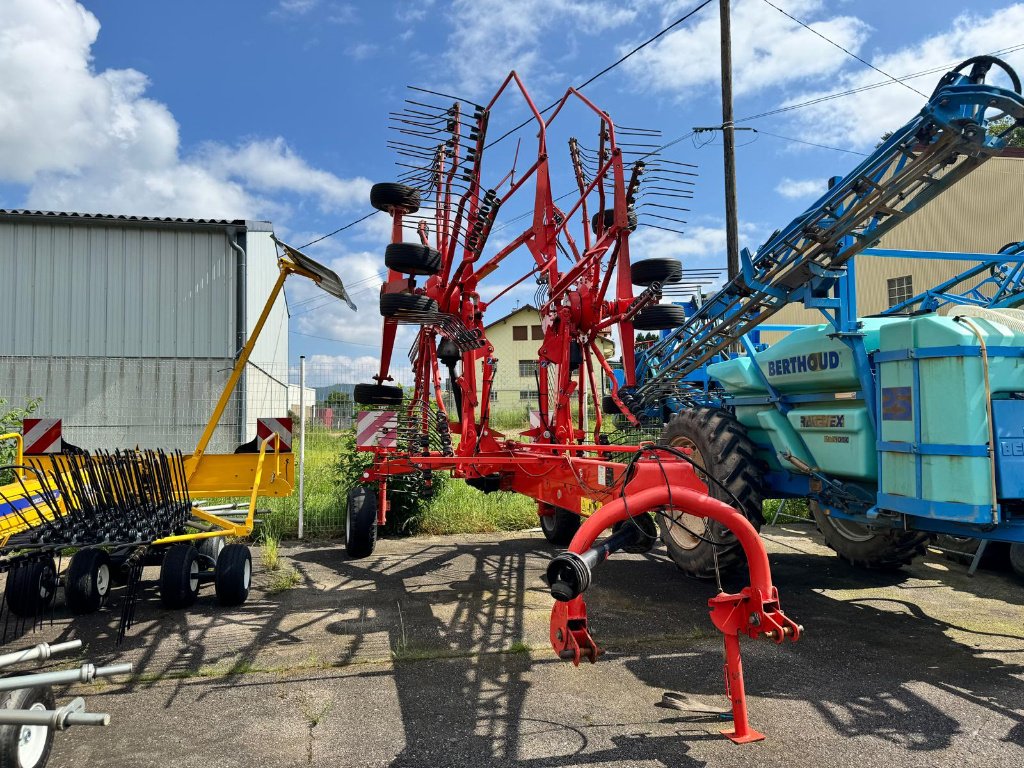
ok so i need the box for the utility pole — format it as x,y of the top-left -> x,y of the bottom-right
720,0 -> 740,281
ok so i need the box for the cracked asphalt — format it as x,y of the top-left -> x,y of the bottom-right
13,522 -> 1024,767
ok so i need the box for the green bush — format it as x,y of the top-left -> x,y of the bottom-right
0,398 -> 40,484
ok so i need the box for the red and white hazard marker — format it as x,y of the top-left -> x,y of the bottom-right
356,411 -> 398,449
256,417 -> 293,452
22,418 -> 62,455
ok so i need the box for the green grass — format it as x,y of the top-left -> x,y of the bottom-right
762,497 -> 811,522
415,479 -> 538,535
267,565 -> 302,593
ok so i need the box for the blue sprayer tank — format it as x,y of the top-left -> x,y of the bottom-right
709,310 -> 1024,519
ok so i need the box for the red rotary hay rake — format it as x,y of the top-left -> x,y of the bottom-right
351,73 -> 799,743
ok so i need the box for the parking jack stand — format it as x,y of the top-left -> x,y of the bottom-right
721,632 -> 764,744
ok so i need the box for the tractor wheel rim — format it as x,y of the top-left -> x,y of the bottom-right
242,560 -> 252,590
829,515 -> 875,543
95,563 -> 110,596
665,436 -> 708,551
18,703 -> 47,767
189,560 -> 199,592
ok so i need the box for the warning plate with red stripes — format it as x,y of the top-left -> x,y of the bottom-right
22,418 -> 62,455
356,411 -> 398,449
256,417 -> 293,452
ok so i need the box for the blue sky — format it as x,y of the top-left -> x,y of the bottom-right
3,0 -> 1024,371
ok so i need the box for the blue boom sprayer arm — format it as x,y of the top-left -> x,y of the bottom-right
624,56 -> 1024,411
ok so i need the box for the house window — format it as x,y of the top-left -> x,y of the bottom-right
887,275 -> 914,308
520,390 -> 538,401
512,325 -> 528,341
518,359 -> 538,378
531,324 -> 543,340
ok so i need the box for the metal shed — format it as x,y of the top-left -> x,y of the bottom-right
0,210 -> 289,453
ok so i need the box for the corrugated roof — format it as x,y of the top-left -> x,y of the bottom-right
0,209 -> 269,229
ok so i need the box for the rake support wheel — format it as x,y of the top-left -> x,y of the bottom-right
370,182 -> 420,214
353,383 -> 403,407
66,548 -> 112,614
159,543 -> 201,609
633,304 -> 687,330
5,559 -> 57,618
0,686 -> 56,768
539,504 -> 581,547
631,258 -> 683,287
380,293 -> 439,318
215,544 -> 252,606
385,243 -> 442,276
346,487 -> 378,559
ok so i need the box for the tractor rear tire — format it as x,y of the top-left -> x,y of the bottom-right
380,293 -> 438,318
215,544 -> 252,606
538,504 -> 580,547
5,559 -> 58,618
353,383 -> 403,406
346,487 -> 378,559
631,258 -> 682,287
66,548 -> 112,614
1010,543 -> 1024,579
385,243 -> 442,276
810,501 -> 928,569
159,543 -> 201,609
657,408 -> 764,579
370,183 -> 420,214
633,304 -> 686,331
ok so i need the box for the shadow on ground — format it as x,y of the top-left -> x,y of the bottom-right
12,523 -> 1024,767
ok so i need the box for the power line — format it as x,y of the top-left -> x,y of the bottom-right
296,210 -> 379,250
760,0 -> 926,98
289,329 -> 382,347
483,0 -> 715,151
752,128 -> 868,156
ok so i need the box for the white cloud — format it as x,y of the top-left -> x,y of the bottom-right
442,0 -> 640,97
345,42 -> 377,61
623,0 -> 869,98
775,177 -> 826,199
783,5 -> 1024,148
0,0 -> 366,220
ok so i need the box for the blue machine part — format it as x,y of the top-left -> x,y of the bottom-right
994,399 -> 1024,499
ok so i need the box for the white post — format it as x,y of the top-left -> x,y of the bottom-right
298,355 -> 306,540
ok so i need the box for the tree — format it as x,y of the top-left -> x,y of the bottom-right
988,116 -> 1024,148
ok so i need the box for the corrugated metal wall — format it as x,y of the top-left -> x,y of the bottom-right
0,220 -> 236,357
766,155 -> 1024,339
0,215 -> 292,453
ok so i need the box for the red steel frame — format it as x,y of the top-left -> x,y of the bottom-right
361,72 -> 800,742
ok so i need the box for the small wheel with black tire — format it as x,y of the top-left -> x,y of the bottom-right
633,304 -> 687,331
197,536 -> 225,564
0,686 -> 55,768
810,501 -> 928,569
385,243 -> 442,276
591,208 -> 638,234
159,543 -> 200,609
380,293 -> 439,318
66,548 -> 112,614
215,544 -> 252,606
465,474 -> 502,494
346,487 -> 378,559
538,504 -> 580,547
5,558 -> 58,618
370,183 -> 420,214
658,407 -> 764,579
601,394 -> 621,415
631,258 -> 682,287
353,383 -> 404,407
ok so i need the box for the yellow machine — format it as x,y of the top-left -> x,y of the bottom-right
0,240 -> 353,625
